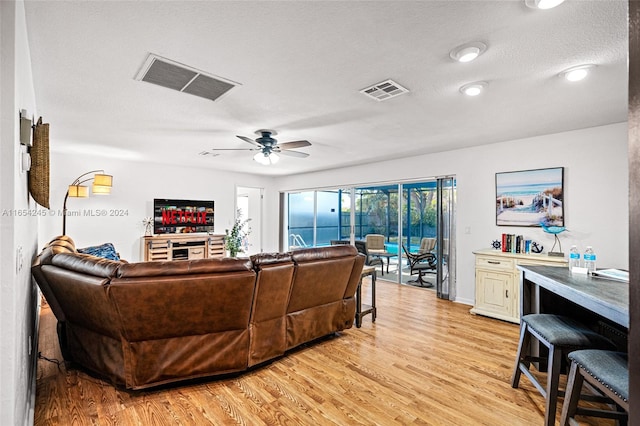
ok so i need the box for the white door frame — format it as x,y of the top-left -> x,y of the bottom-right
235,186 -> 263,254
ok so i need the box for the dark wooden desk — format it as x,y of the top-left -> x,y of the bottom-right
519,265 -> 628,329
519,265 -> 629,369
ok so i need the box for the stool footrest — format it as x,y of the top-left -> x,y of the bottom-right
519,366 -> 548,397
575,407 -> 627,420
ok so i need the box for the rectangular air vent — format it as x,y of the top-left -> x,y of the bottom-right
135,54 -> 240,102
360,79 -> 409,101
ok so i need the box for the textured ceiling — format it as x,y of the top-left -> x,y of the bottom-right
23,0 -> 628,176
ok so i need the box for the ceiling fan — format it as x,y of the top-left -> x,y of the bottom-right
207,129 -> 311,165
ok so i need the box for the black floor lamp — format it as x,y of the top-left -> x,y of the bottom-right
62,170 -> 113,235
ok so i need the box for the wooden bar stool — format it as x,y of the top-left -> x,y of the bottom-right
511,314 -> 615,426
560,350 -> 628,426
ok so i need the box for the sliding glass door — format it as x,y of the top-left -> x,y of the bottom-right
353,185 -> 398,246
284,177 -> 455,299
287,191 -> 314,248
436,177 -> 456,300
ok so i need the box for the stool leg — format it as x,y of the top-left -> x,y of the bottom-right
544,344 -> 563,426
511,323 -> 530,388
355,278 -> 363,328
560,361 -> 583,426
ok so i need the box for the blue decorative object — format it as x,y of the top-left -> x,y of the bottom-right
78,242 -> 120,261
541,225 -> 566,234
541,224 -> 567,257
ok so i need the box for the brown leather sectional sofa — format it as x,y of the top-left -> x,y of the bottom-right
32,236 -> 365,390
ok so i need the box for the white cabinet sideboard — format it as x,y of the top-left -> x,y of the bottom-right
471,249 -> 568,323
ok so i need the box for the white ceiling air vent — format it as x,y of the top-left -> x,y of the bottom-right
135,54 -> 240,102
360,79 -> 409,101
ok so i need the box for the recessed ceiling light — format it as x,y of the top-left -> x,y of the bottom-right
559,65 -> 595,82
525,0 -> 566,10
450,42 -> 487,63
460,81 -> 488,96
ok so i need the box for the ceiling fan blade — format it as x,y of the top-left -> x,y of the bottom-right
208,148 -> 255,151
236,135 -> 261,147
278,150 -> 309,158
277,140 -> 311,150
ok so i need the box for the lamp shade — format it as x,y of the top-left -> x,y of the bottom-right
68,184 -> 89,198
92,184 -> 112,195
93,174 -> 113,187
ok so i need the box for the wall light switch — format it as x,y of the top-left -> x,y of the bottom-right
16,245 -> 24,273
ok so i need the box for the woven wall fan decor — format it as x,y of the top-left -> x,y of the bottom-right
28,117 -> 50,209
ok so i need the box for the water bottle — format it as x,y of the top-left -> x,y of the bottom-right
569,245 -> 581,270
583,246 -> 597,274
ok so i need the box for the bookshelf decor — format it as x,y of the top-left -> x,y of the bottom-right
500,233 -> 534,254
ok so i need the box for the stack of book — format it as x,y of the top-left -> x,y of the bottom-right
501,233 -> 532,254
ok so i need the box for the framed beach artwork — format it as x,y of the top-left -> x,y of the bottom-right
496,167 -> 564,227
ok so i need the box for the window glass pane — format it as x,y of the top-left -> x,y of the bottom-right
404,182 -> 438,252
340,189 -> 351,240
287,192 -> 314,248
316,190 -> 340,246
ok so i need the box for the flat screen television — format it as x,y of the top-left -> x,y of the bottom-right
153,198 -> 215,234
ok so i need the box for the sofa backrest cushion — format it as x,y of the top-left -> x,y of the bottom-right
250,252 -> 293,268
116,257 -> 252,278
39,264 -> 121,338
108,268 -> 257,342
288,245 -> 359,313
32,236 -> 80,322
51,252 -> 121,278
249,253 -> 295,322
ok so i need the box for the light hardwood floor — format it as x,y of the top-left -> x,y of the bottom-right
35,278 -> 614,425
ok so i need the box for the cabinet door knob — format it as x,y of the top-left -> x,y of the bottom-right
505,289 -> 509,298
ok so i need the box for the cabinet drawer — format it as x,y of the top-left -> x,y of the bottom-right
188,247 -> 205,260
476,256 -> 514,271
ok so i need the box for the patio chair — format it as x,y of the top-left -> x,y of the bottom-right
402,244 -> 436,287
366,234 -> 397,274
354,240 -> 385,276
418,237 -> 436,254
365,234 -> 386,253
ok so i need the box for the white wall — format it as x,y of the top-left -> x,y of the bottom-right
0,1 -> 40,424
273,123 -> 629,306
40,153 -> 278,261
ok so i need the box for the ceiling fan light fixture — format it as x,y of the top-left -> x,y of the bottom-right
525,0 -> 565,9
449,42 -> 487,63
253,151 -> 279,165
460,81 -> 487,96
560,64 -> 595,82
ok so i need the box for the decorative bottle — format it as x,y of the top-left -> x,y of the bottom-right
569,245 -> 581,271
583,246 -> 597,274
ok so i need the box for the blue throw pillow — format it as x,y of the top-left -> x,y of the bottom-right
77,242 -> 120,261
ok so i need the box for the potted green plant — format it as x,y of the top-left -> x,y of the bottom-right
224,210 -> 251,257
